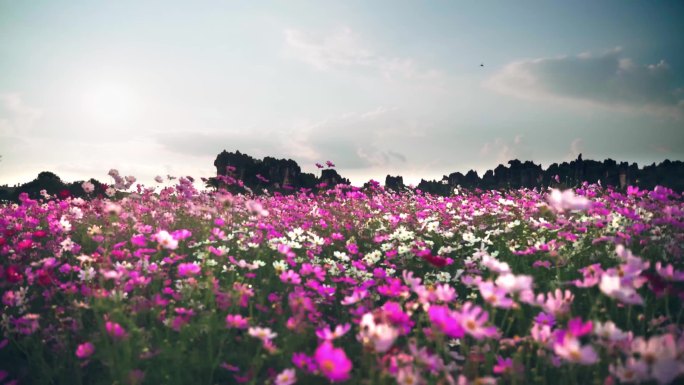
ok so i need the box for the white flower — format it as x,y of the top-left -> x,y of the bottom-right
81,181 -> 95,193
248,326 -> 277,341
155,230 -> 178,250
78,267 -> 96,282
59,216 -> 72,232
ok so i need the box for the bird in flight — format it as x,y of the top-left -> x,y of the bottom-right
480,63 -> 484,67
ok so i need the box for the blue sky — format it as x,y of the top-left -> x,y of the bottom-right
1,0 -> 682,186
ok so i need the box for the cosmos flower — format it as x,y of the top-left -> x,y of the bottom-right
177,263 -> 201,277
316,323 -> 351,341
358,313 -> 399,353
547,189 -> 591,212
428,305 -> 464,339
314,341 -> 352,383
75,342 -> 95,359
105,321 -> 128,340
226,314 -> 249,329
454,302 -> 498,340
248,326 -> 277,342
553,332 -> 598,365
81,181 -> 95,193
275,368 -> 297,385
155,230 -> 178,250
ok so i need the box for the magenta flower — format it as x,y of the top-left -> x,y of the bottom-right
178,263 -> 201,277
75,342 -> 95,359
428,305 -> 464,338
567,317 -> 592,337
105,321 -> 128,340
493,356 -> 513,374
226,314 -> 249,329
533,312 -> 556,327
314,341 -> 352,383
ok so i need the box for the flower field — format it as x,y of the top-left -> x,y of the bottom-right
1,176 -> 683,385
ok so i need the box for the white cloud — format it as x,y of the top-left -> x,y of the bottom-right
0,93 -> 43,136
284,27 -> 441,82
485,48 -> 684,119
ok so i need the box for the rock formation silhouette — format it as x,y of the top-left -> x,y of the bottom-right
1,152 -> 682,202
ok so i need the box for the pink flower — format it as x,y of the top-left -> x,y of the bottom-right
454,302 -> 498,340
178,263 -> 201,277
275,368 -> 297,385
567,317 -> 592,338
535,289 -> 574,316
75,342 -> 95,359
226,314 -> 249,329
547,189 -> 591,212
81,181 -> 95,193
655,262 -> 684,282
314,341 -> 352,382
155,230 -> 178,250
631,334 -> 681,384
341,289 -> 367,305
316,323 -> 351,341
105,321 -> 128,340
553,332 -> 597,365
248,326 -> 277,341
428,305 -> 464,338
478,281 -> 514,308
358,313 -> 399,352
493,356 -> 513,374
610,358 -> 649,383
280,270 -> 301,285
599,273 -> 644,305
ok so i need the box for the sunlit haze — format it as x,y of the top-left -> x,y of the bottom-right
1,1 -> 683,186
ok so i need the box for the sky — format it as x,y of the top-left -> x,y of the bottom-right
1,0 -> 683,187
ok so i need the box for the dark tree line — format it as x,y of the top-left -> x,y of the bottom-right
1,152 -> 682,202
0,172 -> 107,202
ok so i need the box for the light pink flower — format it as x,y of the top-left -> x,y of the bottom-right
248,326 -> 277,342
275,368 -> 297,385
535,289 -> 574,316
358,314 -> 399,352
454,302 -> 498,340
316,323 -> 351,341
610,358 -> 649,383
81,181 -> 95,193
155,230 -> 178,250
478,281 -> 514,308
553,332 -> 598,365
599,273 -> 644,305
547,189 -> 591,212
